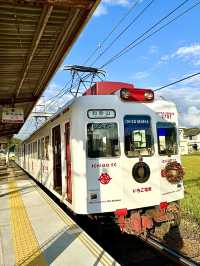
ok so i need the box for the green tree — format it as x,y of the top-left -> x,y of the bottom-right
8,137 -> 22,152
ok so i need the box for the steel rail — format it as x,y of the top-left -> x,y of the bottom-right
139,234 -> 198,266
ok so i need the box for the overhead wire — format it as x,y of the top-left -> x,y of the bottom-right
45,79 -> 71,103
154,72 -> 200,92
83,0 -> 141,65
100,0 -> 198,68
47,69 -> 106,107
45,0 -> 200,110
45,0 -> 153,109
45,0 -> 141,107
45,86 -> 72,109
90,0 -> 155,66
50,0 -> 193,102
45,73 -> 92,109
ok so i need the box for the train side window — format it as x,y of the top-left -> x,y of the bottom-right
87,123 -> 120,158
33,141 -> 37,159
28,144 -> 31,156
45,136 -> 49,160
157,122 -> 178,155
31,143 -> 33,158
124,115 -> 154,157
41,138 -> 45,160
32,143 -> 34,158
38,139 -> 41,159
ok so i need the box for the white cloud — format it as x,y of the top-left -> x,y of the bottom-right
183,106 -> 200,127
149,45 -> 158,54
158,44 -> 200,66
175,44 -> 200,57
45,82 -> 61,95
181,74 -> 200,87
103,0 -> 130,6
94,0 -> 131,17
156,77 -> 200,128
174,44 -> 200,66
45,94 -> 72,113
160,54 -> 170,61
94,4 -> 108,17
131,71 -> 150,80
37,82 -> 73,113
188,106 -> 200,115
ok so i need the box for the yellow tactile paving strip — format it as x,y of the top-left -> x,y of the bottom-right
8,176 -> 47,266
6,165 -> 118,266
33,182 -> 117,266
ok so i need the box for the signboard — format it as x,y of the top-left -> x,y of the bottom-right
156,111 -> 175,121
124,115 -> 150,130
87,109 -> 116,119
2,108 -> 24,123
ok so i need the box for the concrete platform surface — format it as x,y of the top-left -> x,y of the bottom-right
0,165 -> 119,266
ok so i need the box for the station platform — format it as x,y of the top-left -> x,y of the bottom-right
0,164 -> 119,266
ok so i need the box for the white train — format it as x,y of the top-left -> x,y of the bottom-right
17,81 -> 184,235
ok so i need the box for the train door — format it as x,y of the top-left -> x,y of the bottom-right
52,125 -> 62,194
65,122 -> 72,203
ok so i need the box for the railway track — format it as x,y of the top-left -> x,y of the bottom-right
140,234 -> 198,266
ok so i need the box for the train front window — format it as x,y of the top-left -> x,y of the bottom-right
157,122 -> 177,155
87,123 -> 120,158
124,115 -> 153,157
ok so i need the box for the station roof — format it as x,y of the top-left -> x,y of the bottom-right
0,0 -> 100,138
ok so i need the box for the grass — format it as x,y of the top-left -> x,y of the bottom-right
181,154 -> 200,224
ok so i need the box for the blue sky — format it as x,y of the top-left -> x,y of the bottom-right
17,0 -> 200,139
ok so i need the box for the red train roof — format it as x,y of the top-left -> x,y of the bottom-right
83,81 -> 134,95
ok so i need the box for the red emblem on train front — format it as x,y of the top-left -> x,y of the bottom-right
98,173 -> 112,185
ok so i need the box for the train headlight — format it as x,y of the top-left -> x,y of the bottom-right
120,88 -> 130,100
144,91 -> 154,100
132,162 -> 150,183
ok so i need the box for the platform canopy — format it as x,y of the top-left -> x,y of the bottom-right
0,0 -> 100,138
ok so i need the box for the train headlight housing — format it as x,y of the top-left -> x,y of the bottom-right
120,88 -> 154,102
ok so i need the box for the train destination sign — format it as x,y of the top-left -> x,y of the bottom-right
88,109 -> 116,119
2,108 -> 24,124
